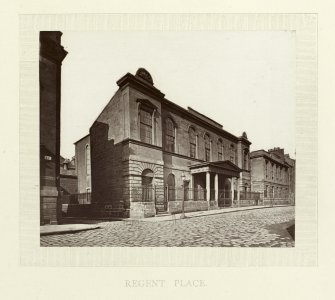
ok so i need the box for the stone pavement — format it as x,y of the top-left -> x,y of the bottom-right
135,205 -> 275,222
40,206 -> 295,247
40,224 -> 101,236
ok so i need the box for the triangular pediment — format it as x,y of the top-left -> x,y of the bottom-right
189,160 -> 241,177
210,160 -> 241,172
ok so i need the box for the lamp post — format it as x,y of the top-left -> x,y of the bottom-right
180,172 -> 186,219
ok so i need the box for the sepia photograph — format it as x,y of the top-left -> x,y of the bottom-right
39,29 -> 296,247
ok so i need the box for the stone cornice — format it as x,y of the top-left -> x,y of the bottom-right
162,98 -> 240,143
250,150 -> 290,168
122,138 -> 162,151
117,73 -> 165,100
237,136 -> 252,146
162,149 -> 205,164
40,33 -> 68,64
116,71 -> 248,144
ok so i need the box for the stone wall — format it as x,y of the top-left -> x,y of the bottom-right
161,105 -> 239,164
130,202 -> 156,218
60,175 -> 78,195
75,134 -> 91,193
39,31 -> 67,225
168,200 -> 209,214
90,121 -> 125,205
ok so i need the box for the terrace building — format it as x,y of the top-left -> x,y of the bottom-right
250,147 -> 295,205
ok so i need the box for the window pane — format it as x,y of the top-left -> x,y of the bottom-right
140,109 -> 152,144
218,140 -> 222,160
190,143 -> 196,158
205,149 -> 210,161
86,146 -> 91,176
204,134 -> 210,161
189,128 -> 196,158
165,118 -> 175,152
140,123 -> 152,144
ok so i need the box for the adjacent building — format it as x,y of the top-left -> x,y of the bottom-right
40,31 -> 67,225
76,68 -> 256,218
59,156 -> 78,196
250,147 -> 295,205
74,134 -> 92,201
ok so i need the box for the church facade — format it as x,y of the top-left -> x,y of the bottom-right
76,68 -> 254,218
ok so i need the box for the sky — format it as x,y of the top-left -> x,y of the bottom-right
60,30 -> 295,159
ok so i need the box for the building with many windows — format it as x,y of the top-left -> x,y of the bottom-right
250,147 -> 295,205
75,68 -> 255,218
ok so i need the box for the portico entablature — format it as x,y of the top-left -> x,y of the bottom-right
189,160 -> 241,178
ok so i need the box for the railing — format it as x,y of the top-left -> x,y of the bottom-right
166,187 -> 207,201
60,192 -> 92,205
131,186 -> 156,202
61,188 -> 262,206
264,192 -> 289,199
218,189 -> 232,207
240,191 -> 261,201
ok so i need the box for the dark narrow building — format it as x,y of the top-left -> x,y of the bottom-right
40,31 -> 67,225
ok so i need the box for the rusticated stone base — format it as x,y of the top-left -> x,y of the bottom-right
209,200 -> 218,210
262,198 -> 291,206
168,200 -> 209,214
130,202 -> 156,219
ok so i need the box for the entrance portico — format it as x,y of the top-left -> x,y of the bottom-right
189,161 -> 242,208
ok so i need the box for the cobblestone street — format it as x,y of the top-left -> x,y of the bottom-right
41,206 -> 295,247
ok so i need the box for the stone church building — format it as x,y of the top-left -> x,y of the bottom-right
76,68 -> 255,218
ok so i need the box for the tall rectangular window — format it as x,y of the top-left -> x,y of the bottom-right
189,127 -> 196,158
265,161 -> 268,178
230,144 -> 235,164
85,145 -> 91,176
139,108 -> 152,144
165,118 -> 175,152
204,134 -> 210,162
218,139 -> 223,161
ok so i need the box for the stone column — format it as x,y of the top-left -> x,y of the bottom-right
237,176 -> 241,207
214,173 -> 219,201
231,177 -> 235,207
206,171 -> 210,202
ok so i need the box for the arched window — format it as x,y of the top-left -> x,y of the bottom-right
165,118 -> 175,152
204,133 -> 211,162
217,139 -> 223,161
139,107 -> 153,144
167,173 -> 175,201
85,144 -> 91,176
141,169 -> 154,201
189,127 -> 197,158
